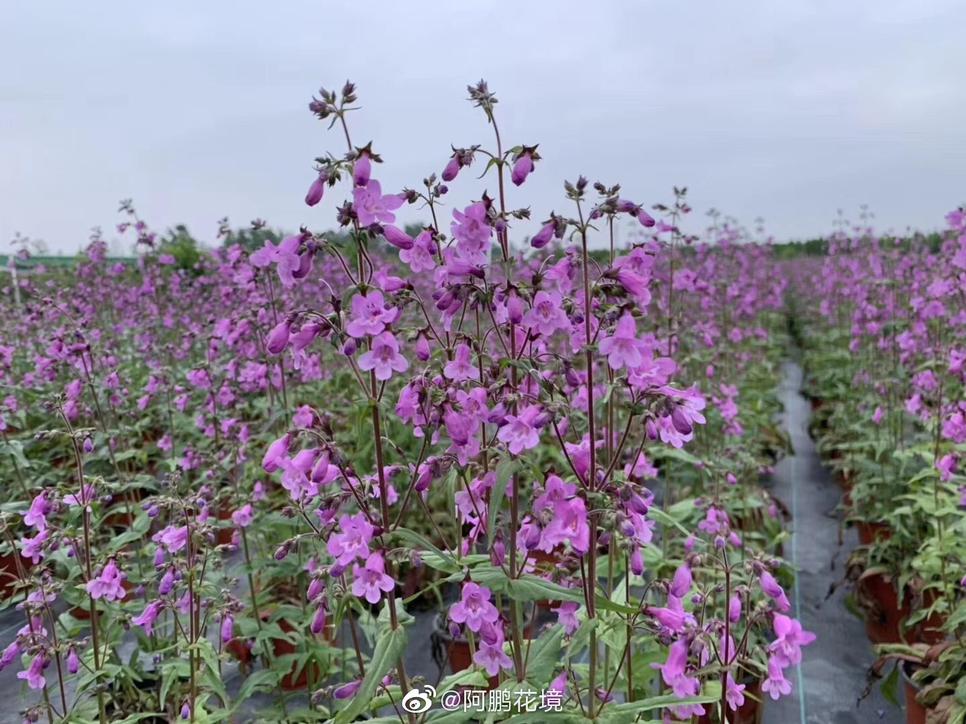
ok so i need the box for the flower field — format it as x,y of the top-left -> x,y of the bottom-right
0,82 -> 962,724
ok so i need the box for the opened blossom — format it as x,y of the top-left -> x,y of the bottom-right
350,552 -> 395,604
353,180 -> 403,227
87,559 -> 127,601
449,582 -> 499,632
357,331 -> 409,381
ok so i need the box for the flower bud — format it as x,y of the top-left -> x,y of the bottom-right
531,222 -> 554,249
511,153 -> 534,186
383,225 -> 414,250
353,154 -> 371,187
221,614 -> 234,643
415,334 -> 430,362
307,577 -> 325,602
266,319 -> 291,355
67,648 -> 79,674
311,604 -> 327,635
729,594 -> 742,623
670,406 -> 692,435
442,156 -> 460,182
630,547 -> 645,575
305,175 -> 325,206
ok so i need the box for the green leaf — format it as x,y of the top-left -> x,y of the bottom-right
393,527 -> 459,573
234,669 -> 282,705
603,681 -> 721,717
879,662 -> 901,707
507,712 -> 588,723
487,457 -> 518,547
649,507 -> 693,537
333,626 -> 407,724
526,625 -> 565,686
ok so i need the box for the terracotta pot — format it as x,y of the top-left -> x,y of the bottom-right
856,522 -> 890,546
215,506 -> 235,546
902,662 -> 927,724
695,680 -> 762,723
860,573 -> 910,644
226,614 -> 331,690
0,552 -> 31,599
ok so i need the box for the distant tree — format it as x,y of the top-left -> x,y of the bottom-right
158,224 -> 203,271
222,226 -> 286,253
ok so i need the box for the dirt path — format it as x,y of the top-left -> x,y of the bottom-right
764,361 -> 902,724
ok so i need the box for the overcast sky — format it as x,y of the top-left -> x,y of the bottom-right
2,1 -> 964,254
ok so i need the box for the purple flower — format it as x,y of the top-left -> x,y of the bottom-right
937,454 -> 957,482
399,230 -> 438,273
353,154 -> 371,187
669,564 -> 692,599
473,629 -> 513,676
67,648 -> 79,675
729,593 -> 742,623
759,570 -> 791,612
497,404 -> 543,455
293,405 -> 314,428
266,319 -> 291,355
262,434 -> 291,473
511,153 -> 534,186
599,314 -> 648,370
326,512 -> 374,566
351,552 -> 395,604
221,614 -> 234,643
305,173 -> 325,206
17,654 -> 46,691
442,156 -> 461,182
449,582 -> 499,633
86,558 -> 126,601
19,530 -> 48,564
531,221 -> 555,249
762,657 -> 793,700
159,568 -> 176,595
358,331 -> 409,381
133,601 -> 163,635
553,601 -> 581,635
231,504 -> 253,528
334,679 -> 362,699
653,639 -> 700,699
345,291 -> 397,339
0,642 -> 20,672
450,202 -> 492,259
542,497 -> 590,554
726,672 -> 746,711
443,343 -> 476,382
768,613 -> 816,667
23,492 -> 52,531
648,605 -> 690,633
311,604 -> 327,634
156,525 -> 189,554
353,180 -> 403,227
524,291 -> 569,337
382,225 -> 414,250
63,484 -> 96,507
